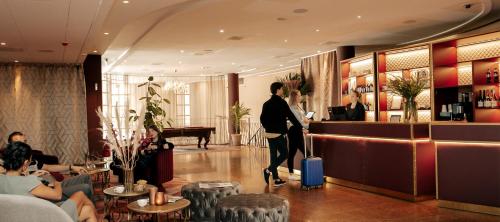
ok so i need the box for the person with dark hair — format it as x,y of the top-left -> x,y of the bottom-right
5,132 -> 94,201
135,125 -> 174,182
0,142 -> 97,222
346,90 -> 366,121
260,82 -> 307,187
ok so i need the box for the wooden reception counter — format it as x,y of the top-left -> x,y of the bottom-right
431,122 -> 500,216
308,122 -> 435,201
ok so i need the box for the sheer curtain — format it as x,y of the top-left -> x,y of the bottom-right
190,75 -> 228,144
0,64 -> 88,164
301,51 -> 337,120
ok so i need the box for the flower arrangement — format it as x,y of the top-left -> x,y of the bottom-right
387,74 -> 427,122
96,106 -> 145,170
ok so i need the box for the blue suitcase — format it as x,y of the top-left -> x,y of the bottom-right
301,134 -> 324,190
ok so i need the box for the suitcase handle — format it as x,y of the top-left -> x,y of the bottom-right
304,133 -> 313,158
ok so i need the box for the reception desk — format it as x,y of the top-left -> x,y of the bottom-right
431,123 -> 500,215
307,122 -> 435,201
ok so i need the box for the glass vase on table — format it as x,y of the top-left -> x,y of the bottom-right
403,97 -> 418,123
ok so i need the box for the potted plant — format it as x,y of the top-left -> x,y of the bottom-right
277,72 -> 312,98
387,74 -> 427,122
231,102 -> 251,146
129,76 -> 172,130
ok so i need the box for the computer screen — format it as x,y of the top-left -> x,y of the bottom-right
328,106 -> 347,121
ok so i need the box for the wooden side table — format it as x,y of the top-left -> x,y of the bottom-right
103,184 -> 156,221
87,168 -> 110,189
127,198 -> 191,222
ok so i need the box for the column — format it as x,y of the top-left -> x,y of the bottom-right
333,46 -> 355,106
83,54 -> 102,156
227,73 -> 239,137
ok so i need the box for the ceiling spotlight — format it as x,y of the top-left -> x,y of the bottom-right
219,29 -> 225,33
0,42 -> 6,46
279,64 -> 283,67
284,39 -> 288,43
14,60 -> 19,63
180,50 -> 184,53
357,15 -> 362,19
93,50 -> 98,53
178,61 -> 182,64
315,29 -> 320,32
104,32 -> 109,35
317,50 -> 322,53
122,0 -> 129,4
231,62 -> 236,65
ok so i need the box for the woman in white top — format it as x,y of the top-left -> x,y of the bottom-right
287,90 -> 310,180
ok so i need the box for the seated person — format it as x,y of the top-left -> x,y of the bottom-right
6,132 -> 93,201
346,90 -> 366,121
0,142 -> 97,222
135,125 -> 174,183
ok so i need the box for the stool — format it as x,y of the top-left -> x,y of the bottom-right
181,181 -> 241,221
215,193 -> 289,222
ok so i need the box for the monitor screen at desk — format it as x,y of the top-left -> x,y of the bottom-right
328,106 -> 347,121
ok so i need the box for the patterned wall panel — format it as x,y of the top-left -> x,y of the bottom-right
386,48 -> 429,72
350,58 -> 374,76
457,40 -> 500,62
458,63 -> 473,86
0,65 -> 88,164
385,110 -> 431,122
415,89 -> 431,109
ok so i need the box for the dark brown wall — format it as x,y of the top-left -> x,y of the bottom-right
227,73 -> 239,135
83,55 -> 102,156
334,46 -> 355,106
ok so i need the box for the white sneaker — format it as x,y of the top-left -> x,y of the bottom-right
288,174 -> 301,181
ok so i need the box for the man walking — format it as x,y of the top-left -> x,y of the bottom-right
260,82 -> 307,186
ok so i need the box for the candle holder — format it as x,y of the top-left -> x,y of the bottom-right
149,187 -> 158,205
155,192 -> 165,205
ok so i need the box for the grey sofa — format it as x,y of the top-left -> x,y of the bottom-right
0,194 -> 73,222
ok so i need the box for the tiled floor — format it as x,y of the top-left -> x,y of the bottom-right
171,146 -> 500,222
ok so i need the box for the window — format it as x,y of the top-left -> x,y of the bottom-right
102,74 -> 131,139
175,86 -> 190,127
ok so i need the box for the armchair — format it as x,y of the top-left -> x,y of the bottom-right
0,194 -> 73,222
110,148 -> 173,191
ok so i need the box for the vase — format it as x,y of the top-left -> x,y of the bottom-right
123,168 -> 134,192
403,97 -> 418,123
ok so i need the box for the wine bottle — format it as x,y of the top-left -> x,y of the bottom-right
486,68 -> 491,84
478,90 -> 484,108
492,89 -> 498,108
485,90 -> 491,108
494,68 -> 499,83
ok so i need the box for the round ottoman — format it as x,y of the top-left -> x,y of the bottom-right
181,181 -> 241,221
215,193 -> 289,222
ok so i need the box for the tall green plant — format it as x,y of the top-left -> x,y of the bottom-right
129,76 -> 172,129
231,102 -> 251,134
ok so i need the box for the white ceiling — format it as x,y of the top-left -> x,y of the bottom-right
1,0 -> 499,77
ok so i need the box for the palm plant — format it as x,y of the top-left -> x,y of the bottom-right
231,102 -> 251,134
277,72 -> 312,98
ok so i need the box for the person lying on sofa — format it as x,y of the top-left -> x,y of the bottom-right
6,132 -> 94,201
0,142 -> 97,222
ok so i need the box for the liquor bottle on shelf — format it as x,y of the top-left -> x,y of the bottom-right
492,89 -> 498,108
477,90 -> 484,108
494,68 -> 499,83
486,68 -> 491,84
485,90 -> 491,108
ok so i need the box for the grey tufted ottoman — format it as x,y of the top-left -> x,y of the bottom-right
215,193 -> 289,222
181,181 -> 241,221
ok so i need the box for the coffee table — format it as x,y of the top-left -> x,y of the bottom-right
103,184 -> 156,221
127,198 -> 191,222
87,168 -> 110,189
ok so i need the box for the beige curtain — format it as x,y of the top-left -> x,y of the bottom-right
190,76 -> 228,144
0,64 -> 88,164
301,51 -> 337,120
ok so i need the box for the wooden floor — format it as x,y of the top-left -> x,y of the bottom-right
174,145 -> 500,222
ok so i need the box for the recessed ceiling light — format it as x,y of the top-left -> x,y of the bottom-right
357,15 -> 362,19
93,50 -> 98,53
0,42 -> 6,46
14,60 -> 19,63
284,39 -> 288,43
279,64 -> 283,67
104,32 -> 109,35
231,62 -> 236,65
317,50 -> 322,53
180,50 -> 184,53
293,9 -> 308,13
178,61 -> 182,64
122,0 -> 129,4
219,29 -> 225,33
315,29 -> 320,32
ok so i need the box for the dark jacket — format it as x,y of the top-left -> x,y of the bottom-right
260,95 -> 303,134
346,102 -> 366,121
